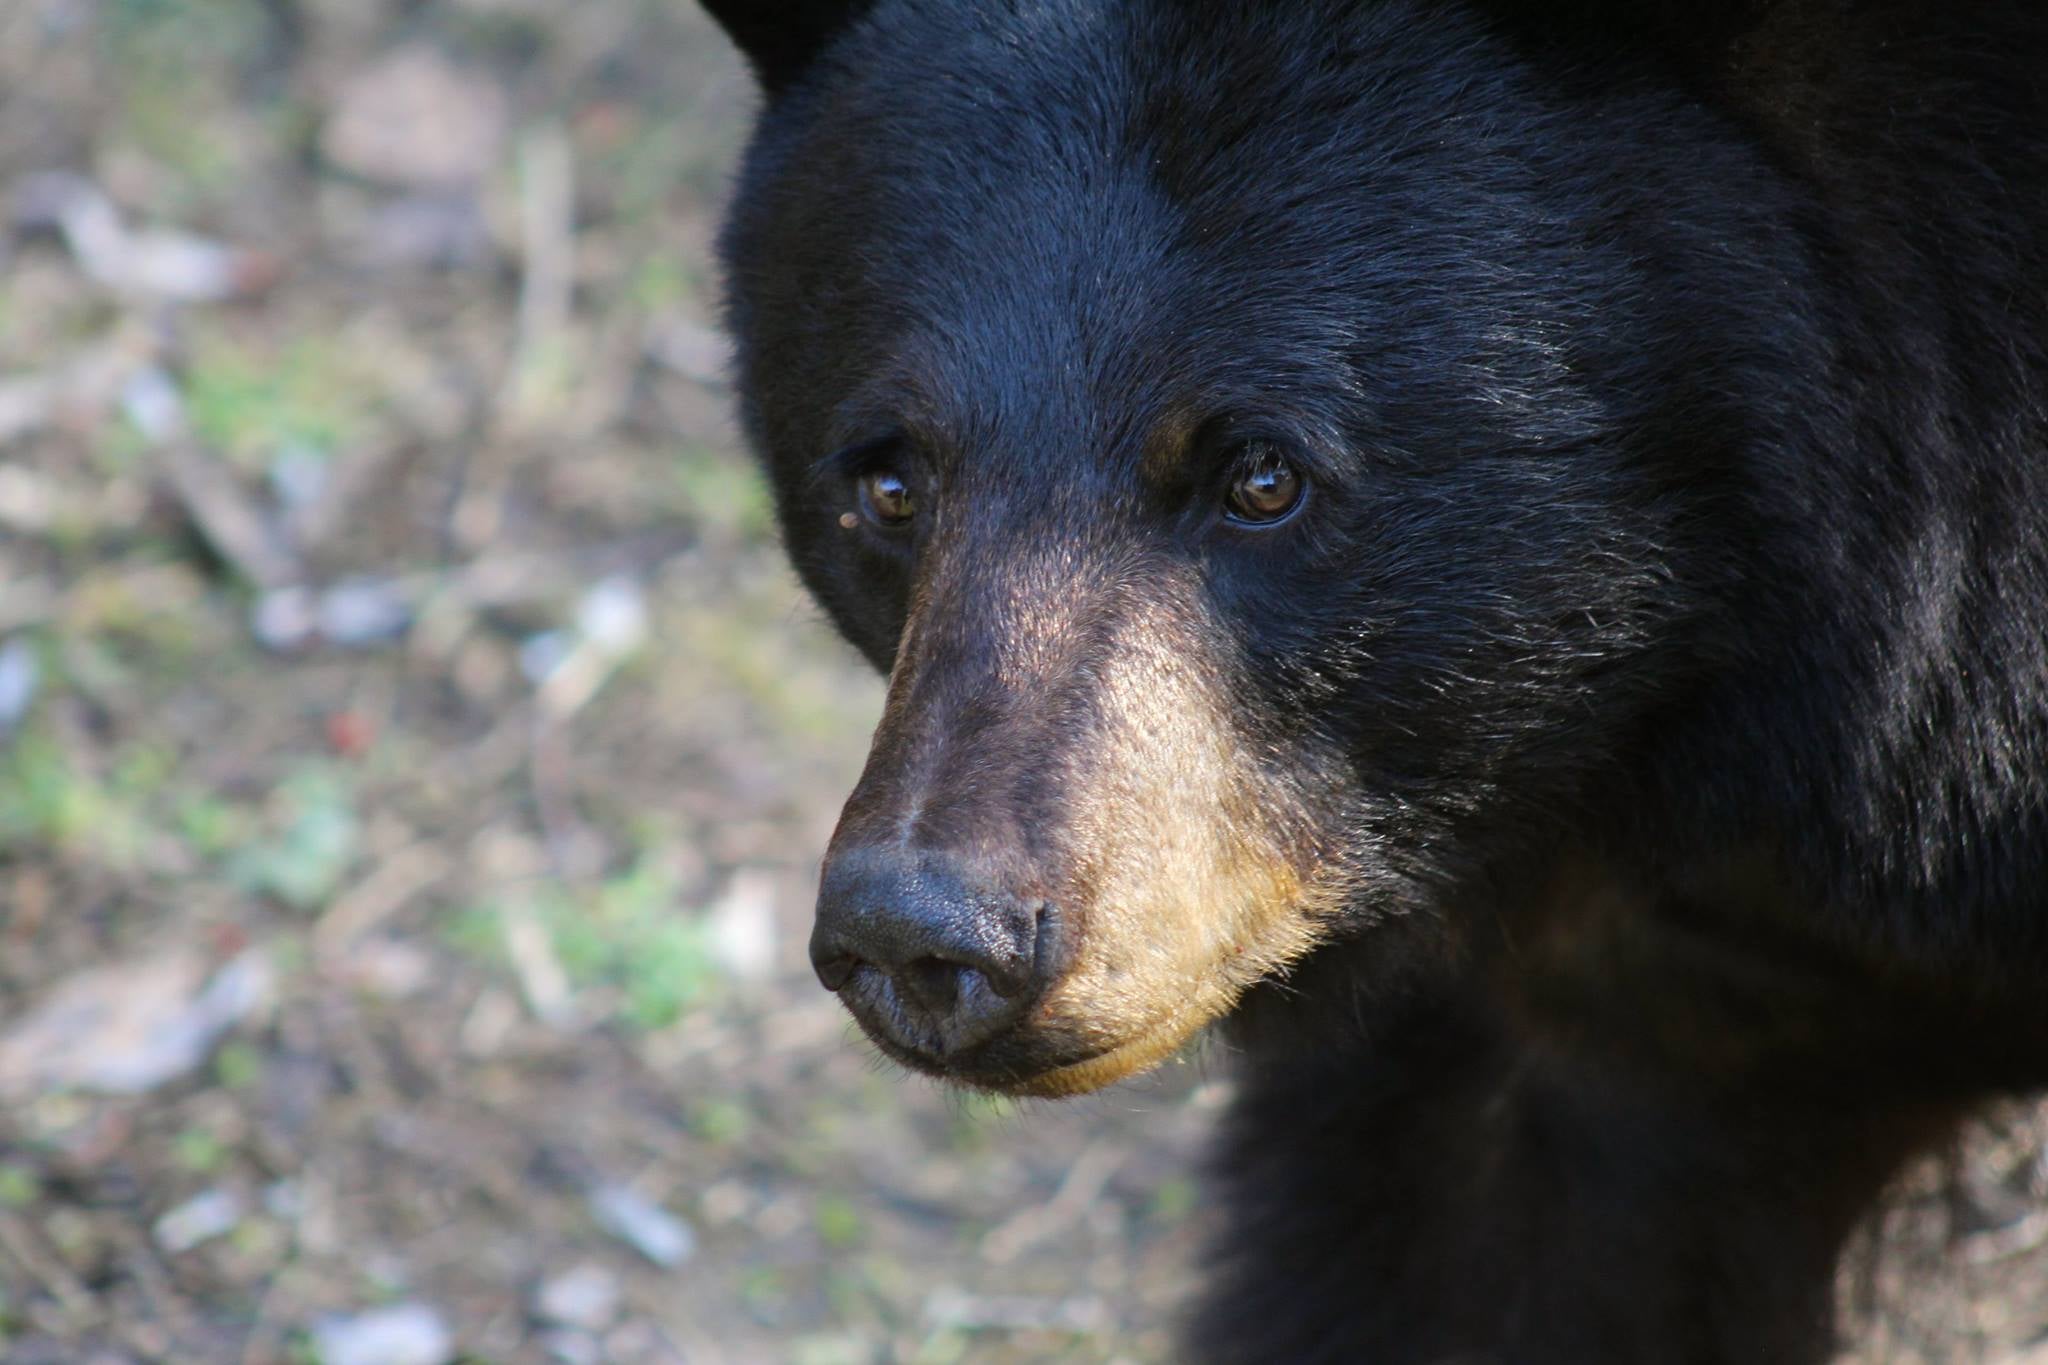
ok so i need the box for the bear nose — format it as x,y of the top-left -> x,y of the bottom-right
810,846 -> 1045,1061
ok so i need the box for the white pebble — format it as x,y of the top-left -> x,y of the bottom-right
311,1303 -> 453,1365
588,1185 -> 695,1268
534,1262 -> 622,1330
153,1187 -> 244,1254
575,576 -> 647,658
0,637 -> 39,732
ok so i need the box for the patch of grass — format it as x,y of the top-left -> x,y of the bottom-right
111,742 -> 177,801
229,1216 -> 287,1264
176,792 -> 256,860
1147,1176 -> 1198,1225
455,850 -> 722,1031
790,1331 -> 871,1365
813,1192 -> 864,1250
908,1329 -> 972,1365
103,0 -> 282,198
172,1126 -> 228,1175
225,766 -> 361,912
692,1098 -> 750,1147
214,1039 -> 264,1090
628,256 -> 693,315
0,727 -> 143,866
0,1164 -> 41,1210
63,563 -> 212,664
739,1265 -> 790,1319
184,333 -> 366,466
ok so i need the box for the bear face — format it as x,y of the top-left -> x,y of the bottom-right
712,0 -> 1819,1094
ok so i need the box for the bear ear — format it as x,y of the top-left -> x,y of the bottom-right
699,1 -> 875,93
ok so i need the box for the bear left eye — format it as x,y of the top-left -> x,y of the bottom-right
859,468 -> 916,527
1223,446 -> 1306,525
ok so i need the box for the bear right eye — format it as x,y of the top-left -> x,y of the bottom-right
858,468 -> 915,527
1222,444 -> 1307,526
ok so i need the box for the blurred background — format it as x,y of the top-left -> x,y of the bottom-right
0,2 -> 2043,1363
0,2 -> 1213,1360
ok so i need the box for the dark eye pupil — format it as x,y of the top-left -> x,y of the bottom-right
862,470 -> 914,525
1227,457 -> 1302,522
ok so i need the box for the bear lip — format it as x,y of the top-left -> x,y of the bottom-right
850,981 -> 1225,1097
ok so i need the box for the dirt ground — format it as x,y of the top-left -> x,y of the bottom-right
0,2 -> 2043,1363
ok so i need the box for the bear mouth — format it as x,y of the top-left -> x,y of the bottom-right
849,985 -> 1223,1097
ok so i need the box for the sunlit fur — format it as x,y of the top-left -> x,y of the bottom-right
827,540 -> 1361,1095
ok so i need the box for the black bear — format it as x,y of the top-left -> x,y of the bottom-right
697,2 -> 2048,1360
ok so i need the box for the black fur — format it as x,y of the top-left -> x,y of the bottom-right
705,2 -> 2048,1359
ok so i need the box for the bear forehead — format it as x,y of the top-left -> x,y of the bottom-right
733,4 -> 1691,475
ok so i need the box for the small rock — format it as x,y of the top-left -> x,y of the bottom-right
705,869 -> 778,982
255,581 -> 414,651
153,1187 -> 244,1254
13,172 -> 274,301
310,1303 -> 453,1365
119,366 -> 186,444
252,586 -> 319,653
323,46 -> 507,190
534,1263 -> 622,1331
264,1179 -> 305,1220
0,948 -> 274,1099
0,636 -> 40,733
538,1329 -> 600,1365
924,1286 -> 1112,1335
119,227 -> 278,301
268,443 -> 330,514
316,579 -> 413,647
588,1185 -> 696,1268
518,630 -> 574,685
575,576 -> 647,658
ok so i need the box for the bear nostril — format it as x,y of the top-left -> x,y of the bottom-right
976,948 -> 1034,1000
900,957 -> 967,1014
812,949 -> 859,992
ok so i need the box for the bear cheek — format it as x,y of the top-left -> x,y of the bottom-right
1012,625 -> 1350,1094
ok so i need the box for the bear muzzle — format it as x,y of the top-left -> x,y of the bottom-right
810,844 -> 1057,1066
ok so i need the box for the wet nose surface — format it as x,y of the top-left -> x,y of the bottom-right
810,846 -> 1046,1061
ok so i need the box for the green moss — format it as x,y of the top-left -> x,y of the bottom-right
692,1098 -> 750,1147
214,1039 -> 264,1091
1148,1175 -> 1198,1225
454,849 -> 723,1031
224,767 -> 361,912
814,1193 -> 865,1250
0,1164 -> 41,1210
184,334 -> 365,466
0,727 -> 130,861
172,1126 -> 228,1174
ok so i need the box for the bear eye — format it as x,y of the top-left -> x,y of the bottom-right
859,468 -> 915,527
1223,446 -> 1306,525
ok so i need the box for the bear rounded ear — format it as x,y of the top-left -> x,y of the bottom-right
699,1 -> 876,93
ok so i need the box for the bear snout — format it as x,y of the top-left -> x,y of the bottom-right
810,844 -> 1052,1064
